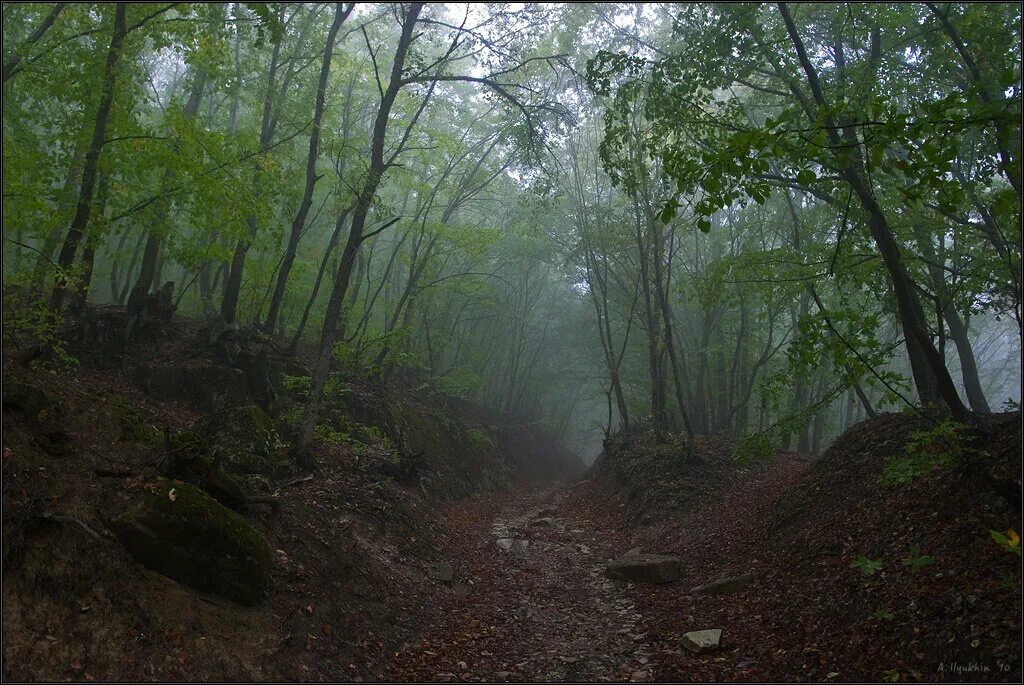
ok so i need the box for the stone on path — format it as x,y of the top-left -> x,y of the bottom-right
529,517 -> 555,527
625,547 -> 642,557
691,572 -> 755,595
681,629 -> 722,653
605,554 -> 681,584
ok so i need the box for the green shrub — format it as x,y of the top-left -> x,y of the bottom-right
880,419 -> 971,486
467,427 -> 494,451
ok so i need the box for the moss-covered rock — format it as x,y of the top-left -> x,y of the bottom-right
112,480 -> 271,604
182,405 -> 295,480
107,397 -> 162,446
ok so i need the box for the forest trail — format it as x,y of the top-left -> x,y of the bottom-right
387,480 -> 664,683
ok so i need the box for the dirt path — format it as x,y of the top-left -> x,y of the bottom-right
386,482 -> 665,682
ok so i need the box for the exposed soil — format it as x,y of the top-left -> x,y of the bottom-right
384,415 -> 1021,683
2,323 -> 1020,683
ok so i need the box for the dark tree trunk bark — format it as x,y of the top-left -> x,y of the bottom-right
780,3 -> 968,422
265,2 -> 352,332
296,3 -> 424,466
127,66 -> 208,313
50,4 -> 126,311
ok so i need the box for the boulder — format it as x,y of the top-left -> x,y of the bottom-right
174,404 -> 294,481
112,480 -> 271,604
681,629 -> 722,653
605,554 -> 681,584
691,572 -> 755,595
167,405 -> 294,508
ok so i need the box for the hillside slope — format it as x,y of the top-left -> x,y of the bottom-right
1,311 -> 581,681
587,412 -> 1021,682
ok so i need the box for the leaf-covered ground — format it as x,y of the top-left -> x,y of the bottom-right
3,346 -> 1020,682
386,413 -> 1021,683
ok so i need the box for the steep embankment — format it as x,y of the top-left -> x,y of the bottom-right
1,309 -> 581,681
587,413 -> 1021,682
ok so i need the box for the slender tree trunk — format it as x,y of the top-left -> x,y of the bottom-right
2,3 -> 64,84
792,291 -> 811,453
780,3 -> 967,421
648,218 -> 696,454
289,208 -> 352,352
944,306 -> 991,413
50,4 -> 126,311
810,372 -> 828,454
265,2 -> 352,332
71,171 -> 111,313
127,67 -> 208,313
297,3 -> 424,466
221,21 -> 283,325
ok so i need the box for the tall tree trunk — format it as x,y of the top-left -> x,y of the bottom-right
221,17 -> 283,325
289,208 -> 353,352
651,218 -> 696,456
792,291 -> 811,454
264,2 -> 352,332
127,66 -> 208,313
779,3 -> 968,421
944,306 -> 991,413
633,204 -> 668,441
50,3 -> 126,311
71,170 -> 111,313
297,3 -> 424,465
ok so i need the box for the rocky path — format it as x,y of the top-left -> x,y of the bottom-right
386,482 -> 669,682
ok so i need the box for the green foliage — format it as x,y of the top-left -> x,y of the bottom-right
872,607 -> 895,622
990,529 -> 1022,557
467,427 -> 494,451
434,369 -> 483,400
880,420 -> 971,487
850,555 -> 884,576
901,545 -> 936,572
281,374 -> 311,399
314,423 -> 355,446
2,274 -> 77,372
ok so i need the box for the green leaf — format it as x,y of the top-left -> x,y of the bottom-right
850,555 -> 883,576
796,168 -> 816,186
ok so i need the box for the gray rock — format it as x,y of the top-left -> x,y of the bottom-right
681,629 -> 722,653
428,561 -> 454,583
496,538 -> 514,551
529,517 -> 555,527
606,554 -> 681,584
691,572 -> 755,595
625,547 -> 642,557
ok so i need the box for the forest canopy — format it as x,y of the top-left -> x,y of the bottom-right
3,2 -> 1021,461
